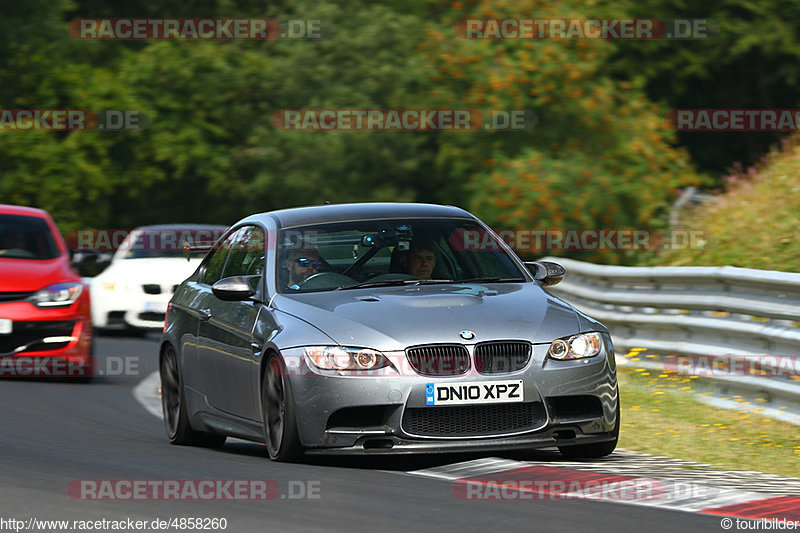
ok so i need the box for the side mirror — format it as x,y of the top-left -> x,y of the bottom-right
525,261 -> 565,287
70,250 -> 98,267
211,276 -> 258,301
70,250 -> 112,277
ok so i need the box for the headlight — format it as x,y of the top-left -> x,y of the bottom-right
100,282 -> 131,292
547,332 -> 603,360
29,282 -> 84,308
305,346 -> 389,371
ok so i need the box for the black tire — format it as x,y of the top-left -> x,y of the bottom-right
262,354 -> 303,462
558,397 -> 620,459
160,345 -> 226,448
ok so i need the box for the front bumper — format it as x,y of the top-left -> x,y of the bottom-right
0,298 -> 93,377
285,344 -> 618,453
92,284 -> 171,329
306,425 -> 616,455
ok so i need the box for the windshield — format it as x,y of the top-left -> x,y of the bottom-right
0,214 -> 60,260
277,218 -> 527,293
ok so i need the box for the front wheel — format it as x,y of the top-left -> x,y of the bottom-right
262,354 -> 303,462
160,345 -> 226,448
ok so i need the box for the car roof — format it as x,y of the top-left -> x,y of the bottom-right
246,202 -> 474,229
0,204 -> 51,218
132,224 -> 228,230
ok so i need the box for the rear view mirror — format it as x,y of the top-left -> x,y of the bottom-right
360,234 -> 380,247
524,261 -> 565,286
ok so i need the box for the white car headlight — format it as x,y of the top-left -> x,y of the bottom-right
29,282 -> 84,308
305,346 -> 389,371
547,332 -> 603,360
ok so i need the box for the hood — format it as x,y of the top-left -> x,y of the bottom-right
96,257 -> 202,284
273,283 -> 580,351
0,255 -> 78,292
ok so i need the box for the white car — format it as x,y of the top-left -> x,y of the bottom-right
91,224 -> 226,331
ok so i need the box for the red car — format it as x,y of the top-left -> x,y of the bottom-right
0,204 -> 93,379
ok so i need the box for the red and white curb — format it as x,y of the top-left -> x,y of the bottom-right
134,371 -> 162,419
405,453 -> 800,521
134,371 -> 800,520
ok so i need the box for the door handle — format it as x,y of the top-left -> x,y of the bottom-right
199,308 -> 212,321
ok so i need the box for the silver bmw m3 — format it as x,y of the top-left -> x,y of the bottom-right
159,203 -> 619,461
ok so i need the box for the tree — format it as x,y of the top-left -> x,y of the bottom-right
603,0 -> 800,175
417,0 -> 702,263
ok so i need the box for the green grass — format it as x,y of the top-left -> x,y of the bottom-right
648,139 -> 800,270
617,366 -> 800,477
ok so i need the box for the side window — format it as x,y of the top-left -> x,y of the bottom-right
222,226 -> 266,278
202,230 -> 239,285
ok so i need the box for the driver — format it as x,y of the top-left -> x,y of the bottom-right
284,246 -> 324,290
401,238 -> 437,279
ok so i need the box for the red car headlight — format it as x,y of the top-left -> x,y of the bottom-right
29,282 -> 84,308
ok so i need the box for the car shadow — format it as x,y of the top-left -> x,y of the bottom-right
216,439 -> 563,471
95,328 -> 159,339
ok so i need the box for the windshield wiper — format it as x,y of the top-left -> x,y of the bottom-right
338,279 -> 452,290
455,277 -> 526,283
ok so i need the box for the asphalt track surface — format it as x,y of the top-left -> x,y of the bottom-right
0,335 -> 725,532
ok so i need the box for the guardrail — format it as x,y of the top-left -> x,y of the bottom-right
542,257 -> 800,424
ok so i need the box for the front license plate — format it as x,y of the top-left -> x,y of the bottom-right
143,302 -> 165,313
0,319 -> 12,334
425,379 -> 524,406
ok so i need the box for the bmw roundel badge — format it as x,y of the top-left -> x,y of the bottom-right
459,330 -> 476,340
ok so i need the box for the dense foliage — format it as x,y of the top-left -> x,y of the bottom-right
1,0 -> 794,265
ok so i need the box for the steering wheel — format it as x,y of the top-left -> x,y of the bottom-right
363,273 -> 420,282
296,272 -> 355,290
